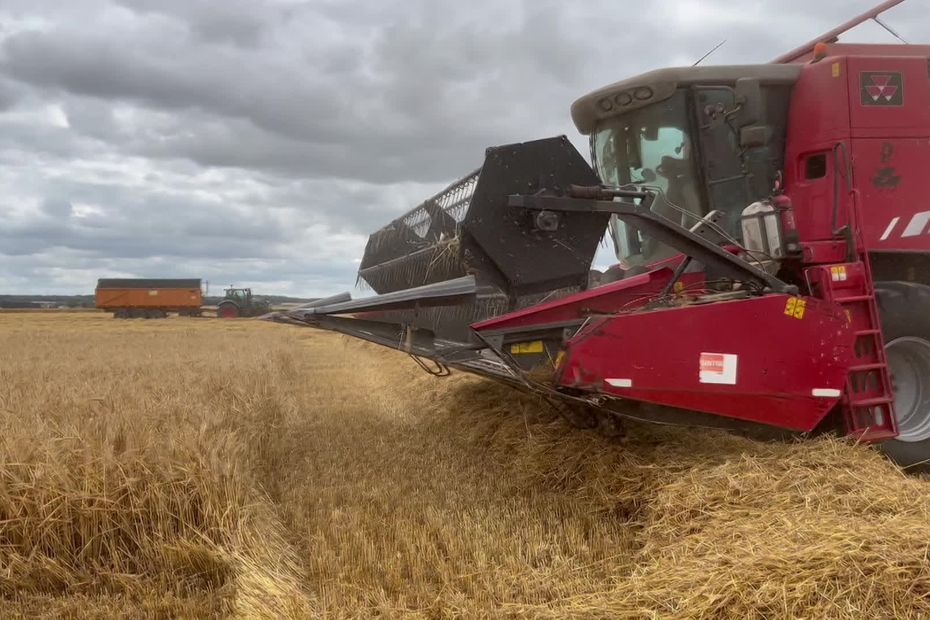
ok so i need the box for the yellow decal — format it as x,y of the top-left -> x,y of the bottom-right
830,265 -> 848,282
784,297 -> 807,320
832,62 -> 841,78
148,290 -> 159,296
510,340 -> 544,355
673,281 -> 685,293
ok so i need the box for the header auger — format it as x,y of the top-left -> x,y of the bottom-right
271,1 -> 930,470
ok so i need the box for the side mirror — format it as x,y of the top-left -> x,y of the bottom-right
734,78 -> 761,128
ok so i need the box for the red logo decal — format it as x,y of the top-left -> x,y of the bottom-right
866,74 -> 898,102
861,72 -> 903,106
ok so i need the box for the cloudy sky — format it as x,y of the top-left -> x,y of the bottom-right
0,0 -> 922,296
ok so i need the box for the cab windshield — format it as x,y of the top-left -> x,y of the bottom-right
593,90 -> 703,268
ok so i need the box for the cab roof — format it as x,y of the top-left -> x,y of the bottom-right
570,64 -> 801,135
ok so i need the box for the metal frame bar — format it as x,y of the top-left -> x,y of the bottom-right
509,186 -> 797,295
773,0 -> 908,64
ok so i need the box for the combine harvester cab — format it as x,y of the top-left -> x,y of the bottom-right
274,0 -> 930,470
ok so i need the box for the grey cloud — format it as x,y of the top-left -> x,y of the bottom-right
0,79 -> 22,111
40,197 -> 72,217
0,0 -> 922,295
0,121 -> 93,164
0,0 -> 598,184
114,0 -> 276,48
1,179 -> 296,259
60,98 -> 120,142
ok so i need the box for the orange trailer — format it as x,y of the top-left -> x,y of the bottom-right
95,278 -> 203,319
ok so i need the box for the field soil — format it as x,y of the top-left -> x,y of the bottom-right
1,313 -> 929,618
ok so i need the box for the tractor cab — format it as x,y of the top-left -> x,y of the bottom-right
571,65 -> 799,270
217,287 -> 270,318
224,287 -> 253,303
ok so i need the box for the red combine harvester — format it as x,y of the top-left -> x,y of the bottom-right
273,1 -> 930,469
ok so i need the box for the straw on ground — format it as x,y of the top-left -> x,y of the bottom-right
0,313 -> 928,618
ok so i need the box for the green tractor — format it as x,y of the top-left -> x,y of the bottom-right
216,287 -> 271,318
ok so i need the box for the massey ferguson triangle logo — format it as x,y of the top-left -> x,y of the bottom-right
861,72 -> 903,106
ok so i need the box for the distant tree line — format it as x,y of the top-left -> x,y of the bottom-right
0,295 -> 95,308
0,294 -> 314,309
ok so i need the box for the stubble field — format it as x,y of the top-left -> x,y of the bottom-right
1,312 -> 930,618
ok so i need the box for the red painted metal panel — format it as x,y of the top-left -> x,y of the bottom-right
847,56 -> 930,135
783,59 -> 852,244
782,44 -> 930,65
851,137 -> 930,251
556,295 -> 855,432
472,268 -> 703,332
785,54 -> 930,254
791,59 -> 852,148
836,57 -> 930,253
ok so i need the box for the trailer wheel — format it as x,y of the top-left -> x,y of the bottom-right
876,281 -> 930,471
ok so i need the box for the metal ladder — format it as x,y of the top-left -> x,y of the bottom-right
808,259 -> 898,441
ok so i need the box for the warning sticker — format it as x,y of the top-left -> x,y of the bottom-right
699,352 -> 738,385
510,340 -> 544,355
784,297 -> 807,320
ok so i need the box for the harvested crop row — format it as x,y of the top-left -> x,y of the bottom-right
436,378 -> 930,618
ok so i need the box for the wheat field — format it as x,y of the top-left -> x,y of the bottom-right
1,312 -> 929,618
